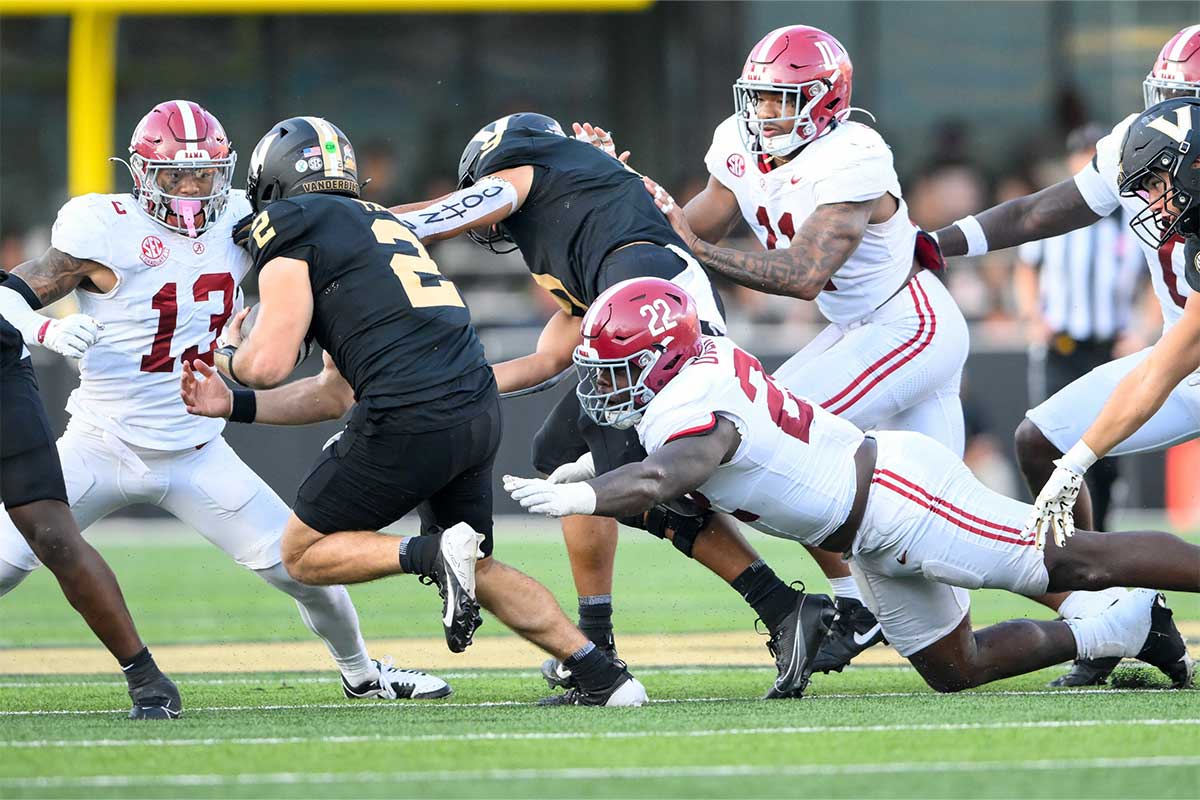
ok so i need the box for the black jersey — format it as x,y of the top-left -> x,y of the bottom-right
246,193 -> 494,432
475,128 -> 690,315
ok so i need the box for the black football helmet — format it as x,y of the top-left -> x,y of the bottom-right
457,112 -> 565,253
1119,97 -> 1200,248
246,116 -> 360,213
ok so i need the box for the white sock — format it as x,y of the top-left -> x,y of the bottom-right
1057,587 -> 1127,620
254,562 -> 376,684
1065,588 -> 1155,659
828,576 -> 862,602
0,558 -> 33,598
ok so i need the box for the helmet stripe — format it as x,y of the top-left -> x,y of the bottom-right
174,99 -> 199,142
1169,25 -> 1200,62
303,116 -> 343,178
754,26 -> 790,62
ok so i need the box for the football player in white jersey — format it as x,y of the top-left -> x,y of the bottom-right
934,25 -> 1200,687
583,25 -> 968,672
505,278 -> 1195,693
0,100 -> 451,702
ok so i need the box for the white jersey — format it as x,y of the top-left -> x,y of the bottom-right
636,336 -> 864,547
704,116 -> 917,325
1075,113 -> 1192,333
52,191 -> 253,450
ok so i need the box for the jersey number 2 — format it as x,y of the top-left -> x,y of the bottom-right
755,206 -> 836,292
733,346 -> 813,442
140,274 -> 235,372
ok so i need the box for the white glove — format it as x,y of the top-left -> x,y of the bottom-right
547,452 -> 596,484
1024,459 -> 1086,550
504,475 -> 597,517
38,314 -> 103,359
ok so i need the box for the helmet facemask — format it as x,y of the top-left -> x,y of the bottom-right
123,152 -> 236,238
733,78 -> 835,157
1120,149 -> 1199,248
574,346 -> 662,430
1144,75 -> 1200,109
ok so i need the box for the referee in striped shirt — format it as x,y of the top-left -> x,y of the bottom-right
1014,123 -> 1144,530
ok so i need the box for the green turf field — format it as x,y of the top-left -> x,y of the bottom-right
1,518 -> 1197,797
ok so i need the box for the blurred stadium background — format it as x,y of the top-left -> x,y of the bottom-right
2,0 -> 1199,516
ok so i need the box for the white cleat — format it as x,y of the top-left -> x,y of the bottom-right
342,658 -> 451,700
425,522 -> 485,653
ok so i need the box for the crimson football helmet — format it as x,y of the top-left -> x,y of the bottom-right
734,25 -> 853,157
1145,25 -> 1200,108
116,100 -> 236,237
574,277 -> 703,429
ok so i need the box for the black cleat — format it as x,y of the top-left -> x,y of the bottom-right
538,661 -> 647,707
761,589 -> 837,699
1047,657 -> 1121,687
810,596 -> 886,674
1135,593 -> 1195,689
420,522 -> 485,653
128,674 -> 181,720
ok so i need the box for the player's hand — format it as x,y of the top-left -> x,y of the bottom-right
38,314 -> 103,359
181,359 -> 233,419
1024,460 -> 1085,549
503,475 -> 597,517
547,452 -> 596,484
572,122 -> 630,164
218,308 -> 251,348
643,176 -> 698,249
232,212 -> 255,249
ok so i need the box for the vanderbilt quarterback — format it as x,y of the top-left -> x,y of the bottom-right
392,112 -> 837,700
186,115 -> 646,706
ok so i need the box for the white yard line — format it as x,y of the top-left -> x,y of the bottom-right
3,718 -> 1197,749
0,686 -> 1184,717
4,756 -> 1199,789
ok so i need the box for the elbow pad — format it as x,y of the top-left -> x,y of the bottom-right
396,177 -> 519,239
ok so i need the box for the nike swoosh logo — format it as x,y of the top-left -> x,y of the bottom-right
854,623 -> 883,646
897,550 -> 908,565
790,176 -> 802,185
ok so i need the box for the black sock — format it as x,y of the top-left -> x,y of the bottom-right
119,647 -> 162,689
564,642 -> 624,692
399,534 -> 441,576
731,560 -> 799,633
577,595 -> 614,650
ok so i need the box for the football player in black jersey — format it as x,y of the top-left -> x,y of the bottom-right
182,116 -> 646,706
391,112 -> 839,700
0,278 -> 180,719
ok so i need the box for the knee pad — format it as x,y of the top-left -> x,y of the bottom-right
636,503 -> 713,559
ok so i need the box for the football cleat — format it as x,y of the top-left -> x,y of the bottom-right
541,638 -> 617,690
761,589 -> 837,699
342,658 -> 451,700
128,674 -> 181,720
810,596 -> 886,674
420,522 -> 485,653
538,663 -> 647,707
1135,593 -> 1195,689
1047,657 -> 1121,688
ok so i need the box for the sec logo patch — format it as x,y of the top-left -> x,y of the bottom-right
726,154 -> 746,178
140,235 -> 169,267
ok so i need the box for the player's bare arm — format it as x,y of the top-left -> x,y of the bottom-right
492,309 -> 581,394
505,419 -> 740,518
683,176 -> 744,244
648,174 -> 873,300
391,166 -> 533,244
11,247 -> 117,303
1079,293 -> 1200,458
219,256 -> 313,389
934,179 -> 1101,258
183,351 -> 353,425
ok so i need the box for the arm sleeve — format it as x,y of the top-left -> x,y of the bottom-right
246,200 -> 316,271
50,195 -> 111,265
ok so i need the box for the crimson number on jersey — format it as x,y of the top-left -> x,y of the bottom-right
755,206 -> 836,291
732,346 -> 813,442
140,274 -> 235,372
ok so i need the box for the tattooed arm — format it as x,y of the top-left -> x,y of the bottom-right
669,192 -> 874,300
11,248 -> 115,305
